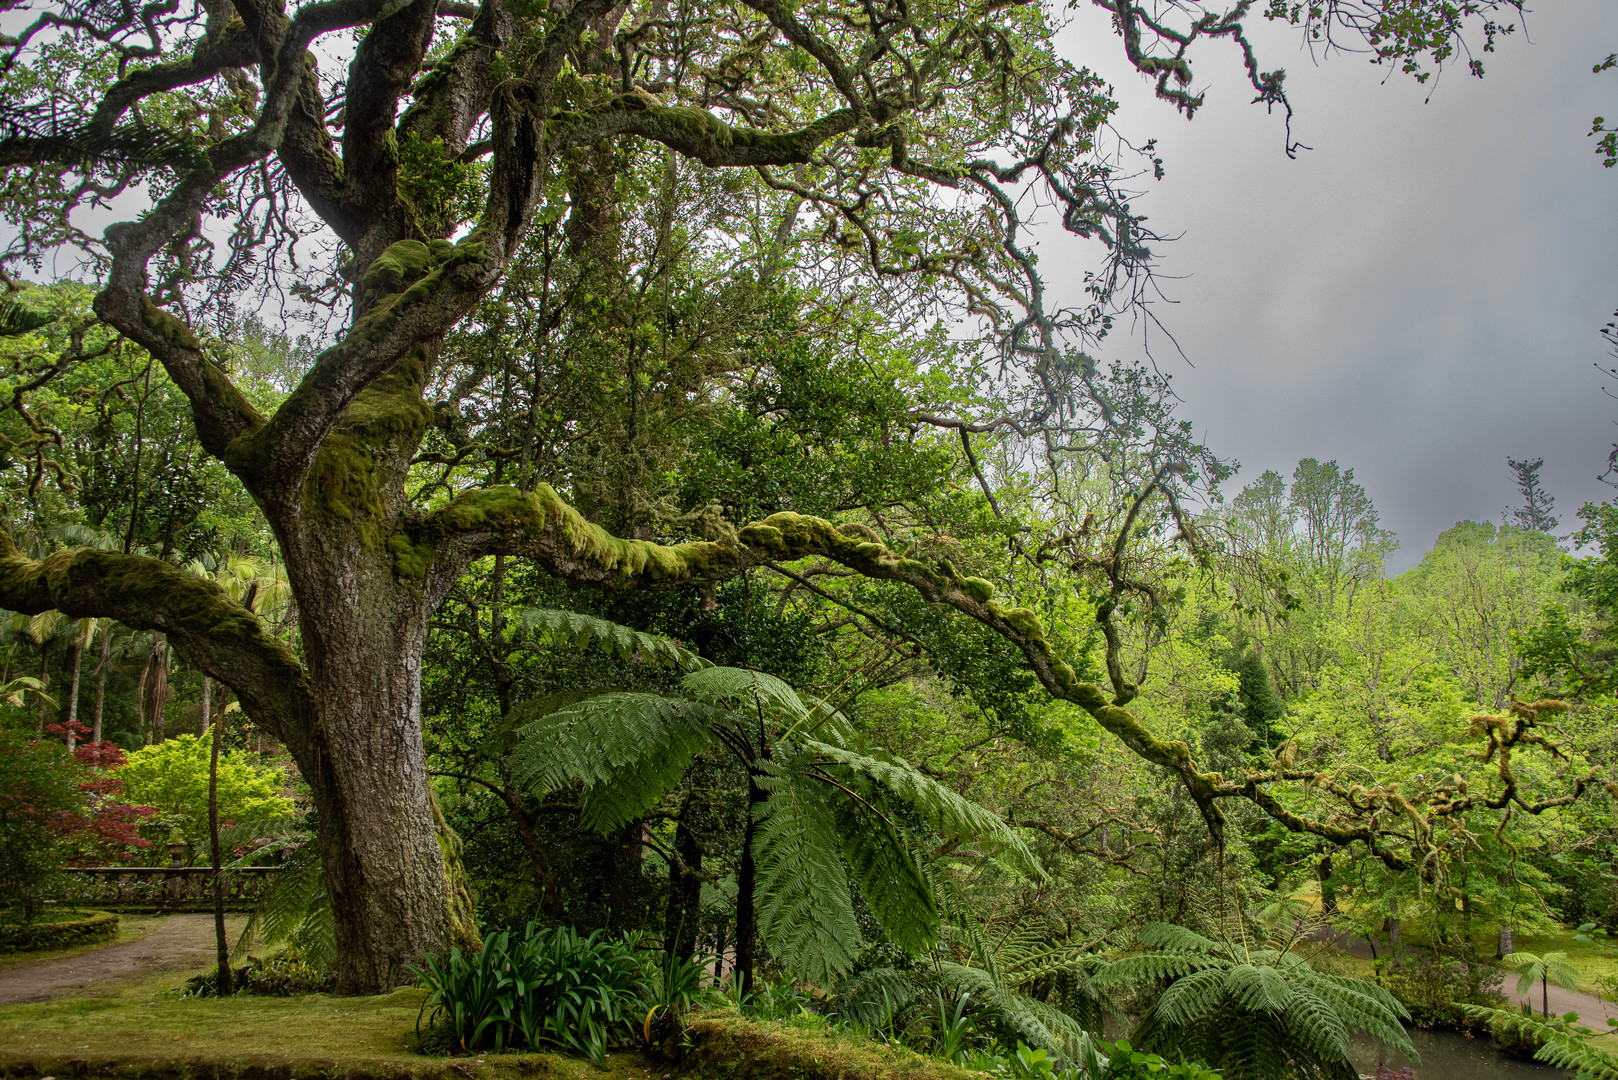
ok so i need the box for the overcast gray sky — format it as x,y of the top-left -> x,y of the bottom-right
1049,0 -> 1616,570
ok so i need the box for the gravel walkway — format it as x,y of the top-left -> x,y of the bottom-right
0,913 -> 243,1005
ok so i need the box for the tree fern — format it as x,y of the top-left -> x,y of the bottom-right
1097,921 -> 1413,1080
230,823 -> 335,971
799,738 -> 1041,878
499,610 -> 1036,993
829,792 -> 939,955
0,295 -> 53,338
832,966 -> 918,1027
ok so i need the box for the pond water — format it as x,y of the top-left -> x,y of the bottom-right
1348,1028 -> 1569,1079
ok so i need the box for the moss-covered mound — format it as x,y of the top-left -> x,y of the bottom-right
0,993 -> 974,1080
674,1014 -> 978,1080
0,910 -> 118,954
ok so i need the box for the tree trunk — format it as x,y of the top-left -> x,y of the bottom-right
734,776 -> 766,1001
1318,854 -> 1336,915
1497,922 -> 1514,959
91,630 -> 111,745
209,702 -> 233,996
64,624 -> 85,750
664,814 -> 702,966
35,640 -> 48,737
289,543 -> 477,993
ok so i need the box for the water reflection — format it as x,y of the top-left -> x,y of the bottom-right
1349,1028 -> 1570,1079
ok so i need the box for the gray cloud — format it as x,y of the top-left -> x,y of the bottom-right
1051,0 -> 1616,569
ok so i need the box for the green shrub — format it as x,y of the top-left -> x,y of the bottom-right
411,922 -> 648,1063
0,731 -> 80,920
0,908 -> 117,952
179,952 -> 338,997
1375,951 -> 1504,1028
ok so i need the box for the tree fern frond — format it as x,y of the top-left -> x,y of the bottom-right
933,878 -> 1002,984
233,839 -> 329,967
683,666 -> 808,720
833,966 -> 917,1026
1153,966 -> 1230,1028
1464,1006 -> 1618,1080
477,689 -> 599,759
751,763 -> 862,985
519,608 -> 709,671
1224,963 -> 1294,1015
1280,981 -> 1354,1067
1016,992 -> 1098,1061
0,296 -> 53,338
935,961 -> 1080,1057
507,692 -> 720,829
217,813 -> 300,859
998,942 -> 1102,987
1135,922 -> 1228,956
803,697 -> 858,748
1093,948 -> 1221,988
800,738 -> 1042,879
826,792 -> 939,955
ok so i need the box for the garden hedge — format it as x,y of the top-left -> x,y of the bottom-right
0,909 -> 119,953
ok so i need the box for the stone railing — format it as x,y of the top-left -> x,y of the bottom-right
57,866 -> 282,912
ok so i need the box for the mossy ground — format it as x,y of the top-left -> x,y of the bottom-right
0,986 -> 644,1080
0,978 -> 972,1080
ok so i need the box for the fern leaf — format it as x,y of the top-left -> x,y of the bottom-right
935,961 -> 1083,1057
750,762 -> 862,984
683,666 -> 808,720
826,789 -> 939,954
1224,963 -> 1293,1015
518,608 -> 708,671
799,738 -> 1042,879
833,966 -> 917,1026
1153,966 -> 1229,1027
507,692 -> 721,830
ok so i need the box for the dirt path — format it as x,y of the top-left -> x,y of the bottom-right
1319,930 -> 1616,1023
0,913 -> 243,1005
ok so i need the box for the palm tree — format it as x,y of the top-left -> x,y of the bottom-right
1096,922 -> 1415,1080
505,609 -> 1042,998
1501,950 -> 1582,1018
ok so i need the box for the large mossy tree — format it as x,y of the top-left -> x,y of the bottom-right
0,0 -> 1545,991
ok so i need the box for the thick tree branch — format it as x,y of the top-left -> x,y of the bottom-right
0,527 -> 313,760
410,485 -> 1224,835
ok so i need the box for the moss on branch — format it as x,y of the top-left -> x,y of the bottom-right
423,492 -> 1222,827
0,528 -> 311,752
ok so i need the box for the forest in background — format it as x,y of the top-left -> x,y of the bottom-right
4,272 -> 1617,1077
0,0 -> 1614,1075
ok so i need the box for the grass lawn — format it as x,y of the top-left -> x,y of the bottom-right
0,986 -> 647,1079
0,912 -> 160,974
0,939 -> 972,1080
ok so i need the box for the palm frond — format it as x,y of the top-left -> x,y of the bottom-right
519,608 -> 709,671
